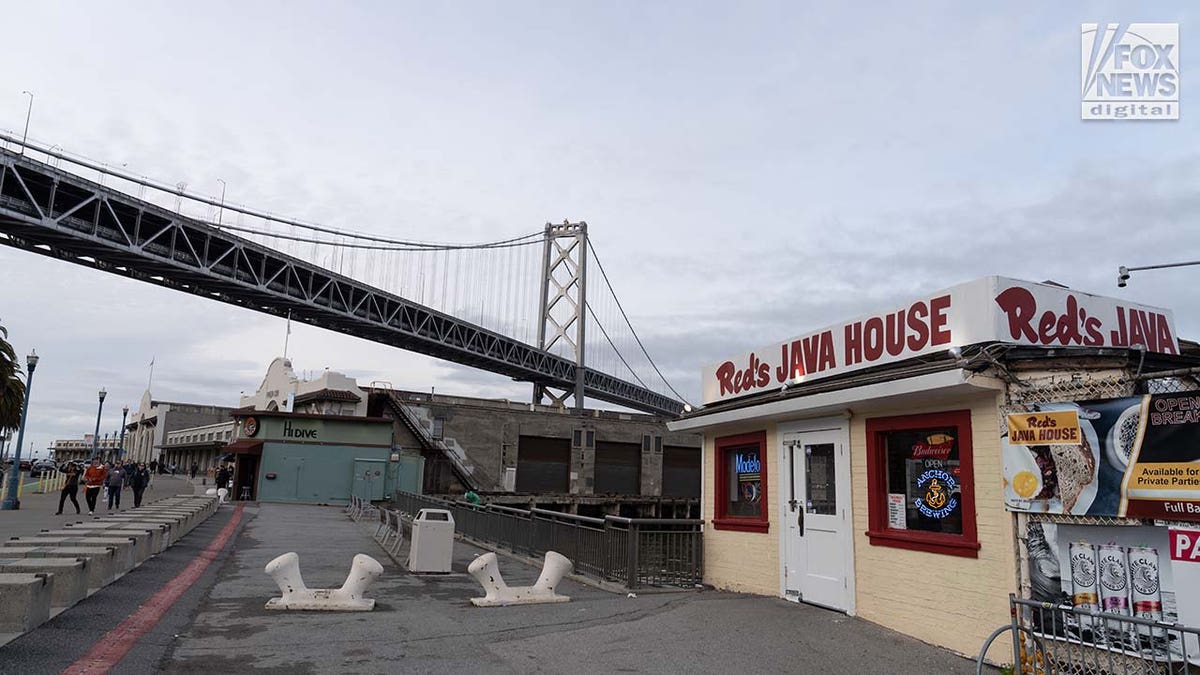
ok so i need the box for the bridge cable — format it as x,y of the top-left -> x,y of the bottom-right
586,240 -> 690,404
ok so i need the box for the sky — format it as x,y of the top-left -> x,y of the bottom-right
1,1 -> 1198,458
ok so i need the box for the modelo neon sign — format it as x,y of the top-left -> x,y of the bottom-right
735,452 -> 760,474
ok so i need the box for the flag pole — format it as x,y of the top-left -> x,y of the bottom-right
147,357 -> 155,391
283,310 -> 292,359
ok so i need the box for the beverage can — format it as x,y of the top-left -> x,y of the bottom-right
1128,546 -> 1166,639
1097,544 -> 1131,636
1069,541 -> 1100,629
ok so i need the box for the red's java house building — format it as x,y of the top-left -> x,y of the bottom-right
668,276 -> 1199,661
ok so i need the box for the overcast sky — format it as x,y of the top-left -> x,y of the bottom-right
1,1 -> 1198,458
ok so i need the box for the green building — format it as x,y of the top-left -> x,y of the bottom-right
227,411 -> 423,504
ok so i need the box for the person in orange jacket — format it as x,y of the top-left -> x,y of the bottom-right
83,458 -> 107,515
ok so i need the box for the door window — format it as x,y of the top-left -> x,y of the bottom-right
805,443 -> 837,515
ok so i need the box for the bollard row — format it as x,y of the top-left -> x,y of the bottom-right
0,494 -> 221,646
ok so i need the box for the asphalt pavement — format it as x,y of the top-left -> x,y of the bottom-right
0,500 -> 1000,674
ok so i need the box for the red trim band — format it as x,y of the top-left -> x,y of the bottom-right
64,503 -> 246,674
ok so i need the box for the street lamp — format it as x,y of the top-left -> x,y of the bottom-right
18,90 -> 32,157
91,388 -> 106,460
119,405 -> 129,460
1118,260 -> 1200,287
2,349 -> 39,510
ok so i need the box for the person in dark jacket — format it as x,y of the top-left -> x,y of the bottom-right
55,462 -> 82,515
105,463 -> 125,510
215,464 -> 232,491
190,462 -> 198,479
130,463 -> 151,508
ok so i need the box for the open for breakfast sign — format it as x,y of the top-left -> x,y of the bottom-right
701,276 -> 1177,405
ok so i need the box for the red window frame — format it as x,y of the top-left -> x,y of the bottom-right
865,410 -> 979,558
713,431 -> 769,533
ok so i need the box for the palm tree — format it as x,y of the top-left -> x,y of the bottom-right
0,321 -> 26,435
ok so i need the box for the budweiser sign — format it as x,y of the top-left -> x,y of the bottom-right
702,276 -> 1177,405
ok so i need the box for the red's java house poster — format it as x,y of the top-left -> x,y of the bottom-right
1003,393 -> 1200,521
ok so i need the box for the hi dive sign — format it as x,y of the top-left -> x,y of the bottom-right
702,276 -> 1177,405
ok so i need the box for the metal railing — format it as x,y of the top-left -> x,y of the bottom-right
393,491 -> 702,589
1008,595 -> 1200,674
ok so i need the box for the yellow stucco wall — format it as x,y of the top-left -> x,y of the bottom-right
701,424 -> 779,596
698,391 -> 1016,661
851,393 -> 1016,660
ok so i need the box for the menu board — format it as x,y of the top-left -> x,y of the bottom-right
1002,392 -> 1200,521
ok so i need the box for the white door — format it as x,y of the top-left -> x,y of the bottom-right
781,429 -> 849,611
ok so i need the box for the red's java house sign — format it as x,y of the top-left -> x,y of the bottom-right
702,276 -> 1178,405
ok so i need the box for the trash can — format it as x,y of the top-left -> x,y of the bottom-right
407,508 -> 455,573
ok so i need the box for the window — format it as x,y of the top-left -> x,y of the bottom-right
432,418 -> 444,440
572,429 -> 595,449
713,431 -> 769,532
865,410 -> 979,557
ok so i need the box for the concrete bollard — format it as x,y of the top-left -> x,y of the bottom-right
205,488 -> 217,496
264,552 -> 383,611
467,551 -> 572,607
0,573 -> 53,637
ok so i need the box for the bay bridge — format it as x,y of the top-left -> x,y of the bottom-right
0,136 -> 686,416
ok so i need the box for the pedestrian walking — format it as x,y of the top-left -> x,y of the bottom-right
105,462 -> 125,510
83,458 -> 107,515
215,464 -> 231,491
55,462 -> 82,515
149,459 -> 158,474
190,462 -> 198,479
130,462 -> 151,508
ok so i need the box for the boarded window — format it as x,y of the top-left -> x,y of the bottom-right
516,435 -> 570,493
663,445 -> 700,498
594,441 -> 641,495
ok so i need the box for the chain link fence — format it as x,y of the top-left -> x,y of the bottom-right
1000,363 -> 1200,673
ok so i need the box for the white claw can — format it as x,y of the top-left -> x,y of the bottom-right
1097,544 -> 1131,633
1127,546 -> 1166,638
1069,541 -> 1100,629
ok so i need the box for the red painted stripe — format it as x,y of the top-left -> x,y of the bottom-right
63,503 -> 245,675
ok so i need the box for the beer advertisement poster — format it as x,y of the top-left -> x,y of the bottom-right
1024,521 -> 1196,663
1002,393 -> 1200,521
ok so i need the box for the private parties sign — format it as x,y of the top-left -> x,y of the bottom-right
1003,392 -> 1200,522
702,276 -> 1177,405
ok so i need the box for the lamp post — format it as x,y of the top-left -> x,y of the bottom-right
1118,260 -> 1200,287
119,405 -> 128,460
91,388 -> 106,460
2,349 -> 39,510
18,90 -> 33,156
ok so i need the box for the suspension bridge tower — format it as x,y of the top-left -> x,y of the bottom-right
534,221 -> 587,411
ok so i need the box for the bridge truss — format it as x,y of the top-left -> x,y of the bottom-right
0,147 -> 684,416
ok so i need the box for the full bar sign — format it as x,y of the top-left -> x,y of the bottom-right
702,276 -> 1177,405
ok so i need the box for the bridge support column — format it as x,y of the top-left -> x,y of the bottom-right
533,221 -> 587,412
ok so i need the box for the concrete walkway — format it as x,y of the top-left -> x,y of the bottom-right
0,475 -> 196,543
154,503 -> 995,674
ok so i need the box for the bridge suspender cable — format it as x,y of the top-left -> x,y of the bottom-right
586,240 -> 690,405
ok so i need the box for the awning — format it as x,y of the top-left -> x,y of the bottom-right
224,439 -> 264,455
